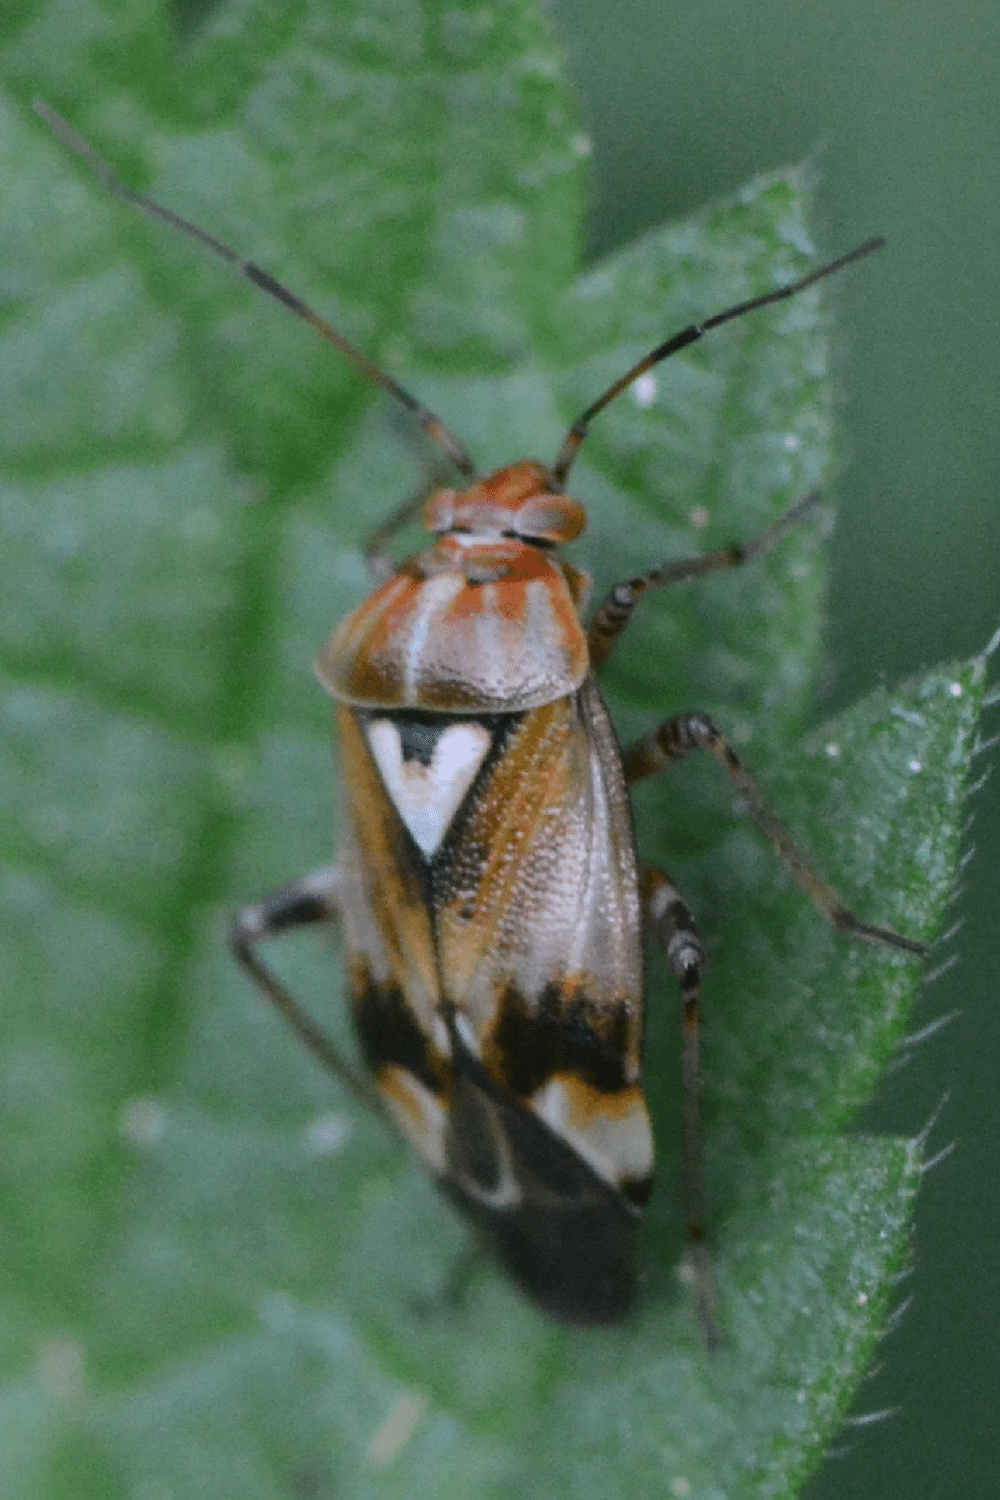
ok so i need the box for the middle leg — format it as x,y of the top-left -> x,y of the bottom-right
230,863 -> 376,1105
627,712 -> 926,955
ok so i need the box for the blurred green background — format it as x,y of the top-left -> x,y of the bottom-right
548,1 -> 998,1495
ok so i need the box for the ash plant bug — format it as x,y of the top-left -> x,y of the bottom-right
37,102 -> 926,1337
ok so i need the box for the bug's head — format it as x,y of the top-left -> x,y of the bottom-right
423,460 -> 586,548
319,454 -> 592,712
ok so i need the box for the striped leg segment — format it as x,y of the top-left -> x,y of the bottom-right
627,713 -> 926,956
642,865 -> 719,1348
229,864 -> 373,1103
587,489 -> 823,669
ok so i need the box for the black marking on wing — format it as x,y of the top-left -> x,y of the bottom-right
444,1023 -> 639,1324
490,981 -> 632,1098
350,965 -> 441,1094
356,708 -> 523,768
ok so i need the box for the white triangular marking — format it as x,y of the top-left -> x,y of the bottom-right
366,719 -> 492,857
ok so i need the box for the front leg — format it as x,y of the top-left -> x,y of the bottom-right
627,713 -> 927,956
587,489 -> 823,668
230,863 -> 373,1104
361,484 -> 437,583
641,865 -> 719,1349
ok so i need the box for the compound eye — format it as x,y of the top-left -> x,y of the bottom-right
513,495 -> 586,544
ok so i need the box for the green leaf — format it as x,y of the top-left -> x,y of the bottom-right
0,1 -> 986,1497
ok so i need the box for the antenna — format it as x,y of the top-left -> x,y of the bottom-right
33,101 -> 478,481
551,237 -> 884,489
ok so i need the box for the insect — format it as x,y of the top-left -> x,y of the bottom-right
38,102 -> 926,1336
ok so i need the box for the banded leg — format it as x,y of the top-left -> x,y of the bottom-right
229,863 -> 374,1104
642,866 -> 720,1347
587,489 -> 823,668
627,713 -> 927,956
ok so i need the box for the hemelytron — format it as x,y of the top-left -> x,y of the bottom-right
37,101 -> 926,1335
